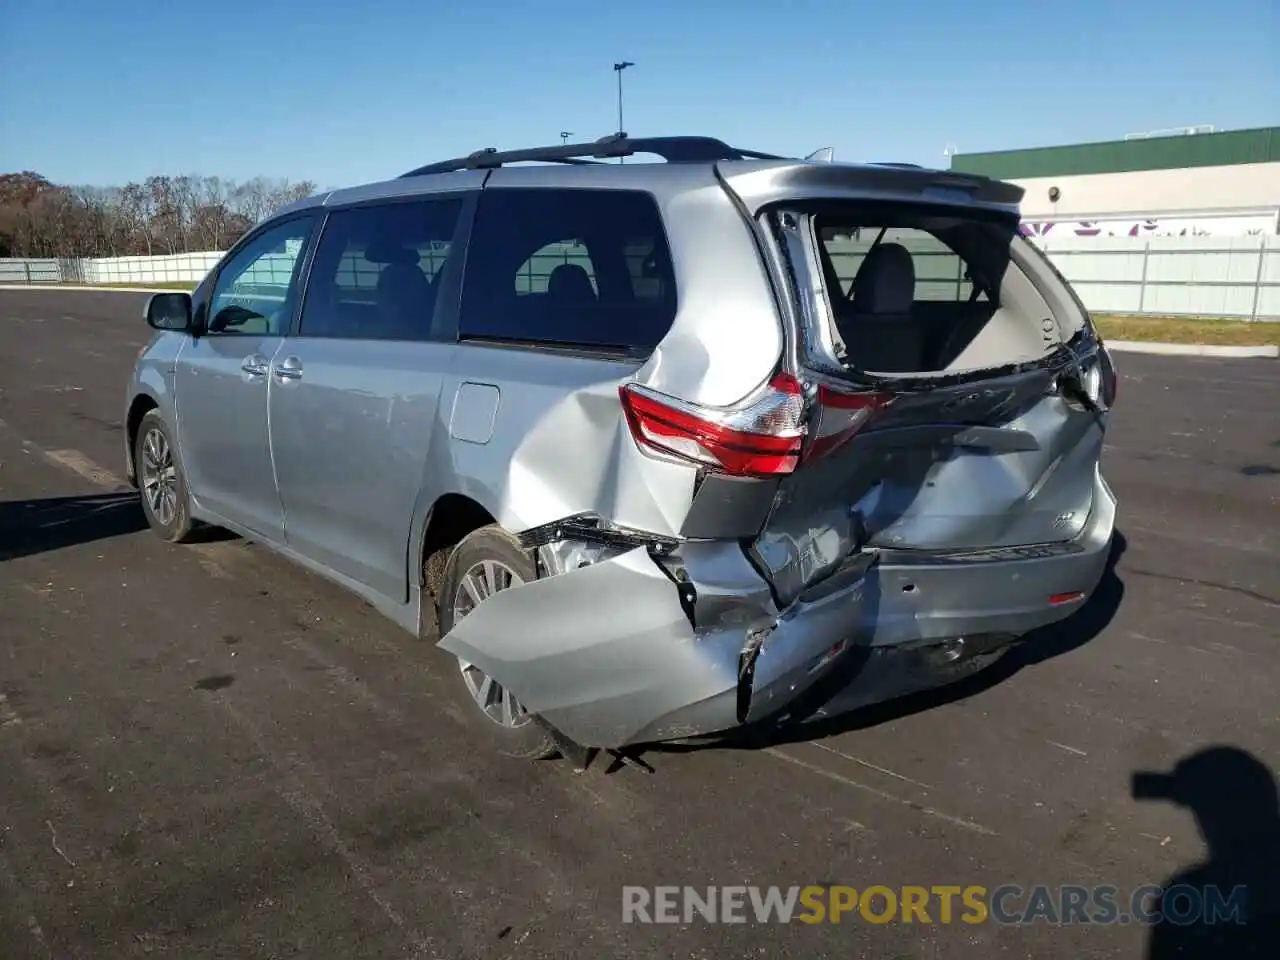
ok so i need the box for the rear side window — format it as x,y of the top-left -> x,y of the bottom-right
458,189 -> 677,354
299,197 -> 464,341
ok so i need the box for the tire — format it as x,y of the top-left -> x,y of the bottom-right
134,409 -> 197,543
434,525 -> 558,761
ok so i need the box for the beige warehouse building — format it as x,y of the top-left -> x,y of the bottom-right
949,126 -> 1280,240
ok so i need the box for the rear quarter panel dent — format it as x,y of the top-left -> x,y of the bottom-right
441,357 -> 699,539
640,184 -> 784,408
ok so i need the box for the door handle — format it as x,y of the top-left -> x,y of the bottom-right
273,356 -> 303,381
240,354 -> 269,377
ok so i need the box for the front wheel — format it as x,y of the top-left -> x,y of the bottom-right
434,526 -> 557,761
134,410 -> 197,542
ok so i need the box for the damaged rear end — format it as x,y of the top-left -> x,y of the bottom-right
438,372 -> 881,749
440,159 -> 1118,750
728,162 -> 1119,716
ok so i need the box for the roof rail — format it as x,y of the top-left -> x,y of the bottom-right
399,134 -> 787,177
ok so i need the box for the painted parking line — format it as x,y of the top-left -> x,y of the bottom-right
40,449 -> 126,490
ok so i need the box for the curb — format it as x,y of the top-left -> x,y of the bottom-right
1106,340 -> 1278,359
0,283 -> 185,294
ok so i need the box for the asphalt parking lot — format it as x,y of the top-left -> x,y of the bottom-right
1,288 -> 1277,959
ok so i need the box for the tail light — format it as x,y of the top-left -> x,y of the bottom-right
1075,342 -> 1117,411
619,373 -> 806,478
619,373 -> 894,478
804,385 -> 895,462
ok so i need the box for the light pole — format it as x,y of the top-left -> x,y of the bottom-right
613,61 -> 634,161
560,131 -> 574,145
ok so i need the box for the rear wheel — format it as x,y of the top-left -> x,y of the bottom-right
434,526 -> 557,760
134,410 -> 197,542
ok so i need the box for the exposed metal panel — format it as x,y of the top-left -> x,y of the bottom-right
951,127 -> 1280,180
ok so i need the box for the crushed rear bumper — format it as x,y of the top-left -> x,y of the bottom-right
439,471 -> 1117,749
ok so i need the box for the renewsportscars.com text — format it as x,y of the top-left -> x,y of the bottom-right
621,884 -> 1249,927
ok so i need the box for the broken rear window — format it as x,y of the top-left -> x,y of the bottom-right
807,207 -> 1056,374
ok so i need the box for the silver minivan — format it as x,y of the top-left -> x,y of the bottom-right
125,135 -> 1118,761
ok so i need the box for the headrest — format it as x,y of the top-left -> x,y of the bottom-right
364,241 -> 421,267
374,262 -> 432,323
375,262 -> 431,298
547,263 -> 596,302
851,242 -> 915,315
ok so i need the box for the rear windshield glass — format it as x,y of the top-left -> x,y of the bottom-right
458,188 -> 678,354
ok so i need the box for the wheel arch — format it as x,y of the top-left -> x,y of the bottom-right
124,392 -> 161,488
415,491 -> 501,632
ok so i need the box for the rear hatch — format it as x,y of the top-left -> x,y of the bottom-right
750,359 -> 1112,604
719,166 -> 1118,603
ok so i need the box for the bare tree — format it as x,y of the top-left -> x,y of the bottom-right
191,176 -> 231,250
230,177 -> 272,226
0,170 -> 319,259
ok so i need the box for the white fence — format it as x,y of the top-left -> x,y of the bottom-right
2,235 -> 1278,320
1035,235 -> 1279,320
0,252 -> 223,285
84,251 -> 225,285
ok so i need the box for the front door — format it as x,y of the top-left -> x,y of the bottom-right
174,216 -> 316,540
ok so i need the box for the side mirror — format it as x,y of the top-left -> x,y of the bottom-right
144,292 -> 193,331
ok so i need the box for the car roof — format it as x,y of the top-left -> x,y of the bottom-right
271,135 -> 1023,218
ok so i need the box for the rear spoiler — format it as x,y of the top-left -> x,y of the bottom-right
714,159 -> 1024,215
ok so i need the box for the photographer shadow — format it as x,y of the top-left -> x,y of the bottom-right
1135,746 -> 1280,959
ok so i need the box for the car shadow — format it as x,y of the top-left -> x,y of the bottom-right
0,492 -> 149,562
1134,746 -> 1280,958
648,529 -> 1128,757
186,525 -> 240,544
0,490 -> 240,563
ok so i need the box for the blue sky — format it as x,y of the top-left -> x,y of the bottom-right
2,0 -> 1276,189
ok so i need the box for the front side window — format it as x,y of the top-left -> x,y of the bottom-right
298,197 -> 464,341
459,189 -> 677,354
207,218 -> 315,336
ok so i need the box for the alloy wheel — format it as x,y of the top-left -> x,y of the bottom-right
452,559 -> 531,729
140,427 -> 179,526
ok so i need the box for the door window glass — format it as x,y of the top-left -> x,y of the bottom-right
207,218 -> 315,335
298,198 -> 464,341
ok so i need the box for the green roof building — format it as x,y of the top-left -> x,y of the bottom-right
949,126 -> 1280,180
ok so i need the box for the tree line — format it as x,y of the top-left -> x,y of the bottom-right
0,171 -> 318,260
